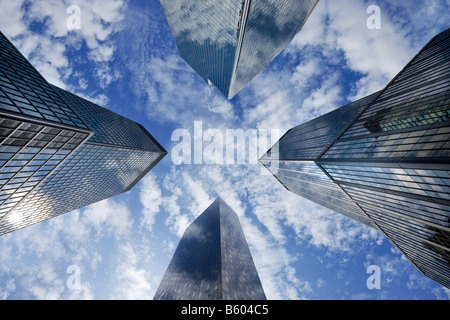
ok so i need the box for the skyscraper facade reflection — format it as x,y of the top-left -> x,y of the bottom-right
154,198 -> 266,300
159,0 -> 318,99
261,28 -> 450,289
0,32 -> 167,235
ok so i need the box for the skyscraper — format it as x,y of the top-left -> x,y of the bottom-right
159,0 -> 319,99
154,198 -> 266,300
0,31 -> 167,235
260,28 -> 450,289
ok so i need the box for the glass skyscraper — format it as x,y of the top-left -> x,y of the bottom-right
159,0 -> 318,99
0,32 -> 167,235
154,198 -> 266,300
261,28 -> 450,289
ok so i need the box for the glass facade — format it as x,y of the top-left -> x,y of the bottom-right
159,0 -> 245,98
270,161 -> 376,228
154,198 -> 266,300
0,33 -> 88,129
261,28 -> 450,289
0,144 -> 161,234
229,0 -> 318,98
270,91 -> 381,161
0,32 -> 167,235
159,0 -> 318,99
51,84 -> 164,152
260,92 -> 380,227
0,116 -> 90,226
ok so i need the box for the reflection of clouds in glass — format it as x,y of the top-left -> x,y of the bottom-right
160,0 -> 243,46
0,134 -> 87,235
326,165 -> 450,202
0,145 -> 160,234
423,218 -> 450,268
52,85 -> 163,152
231,0 -> 318,97
160,0 -> 318,98
154,198 -> 266,300
332,172 -> 450,287
273,161 -> 375,228
104,148 -> 160,190
155,200 -> 222,300
160,0 -> 244,96
219,199 -> 266,300
1,191 -> 54,232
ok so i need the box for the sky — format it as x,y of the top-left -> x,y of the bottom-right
0,0 -> 449,300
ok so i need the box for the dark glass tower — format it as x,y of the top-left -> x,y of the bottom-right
0,32 -> 167,235
159,0 -> 318,99
154,198 -> 266,300
261,28 -> 450,289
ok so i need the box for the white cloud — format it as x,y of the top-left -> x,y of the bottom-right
81,199 -> 133,237
119,6 -> 239,128
317,278 -> 325,288
284,196 -> 383,252
288,0 -> 426,100
22,262 -> 65,300
139,173 -> 163,231
136,160 -> 385,299
432,287 -> 450,300
111,243 -> 153,299
0,0 -> 127,89
1,0 -> 447,301
131,53 -> 237,127
0,279 -> 15,300
242,0 -> 442,133
0,197 -> 134,299
0,1 -> 27,38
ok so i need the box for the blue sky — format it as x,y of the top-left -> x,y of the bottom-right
0,0 -> 449,300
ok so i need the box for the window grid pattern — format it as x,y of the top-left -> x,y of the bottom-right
363,206 -> 450,255
319,30 -> 450,288
160,0 -> 245,97
270,160 -> 375,228
161,0 -> 318,99
324,125 -> 450,160
0,144 -> 160,235
415,31 -> 450,62
230,0 -> 318,97
323,125 -> 450,160
326,29 -> 450,161
0,32 -> 88,129
378,221 -> 450,286
220,199 -> 266,300
273,92 -> 379,161
52,84 -> 162,151
422,267 -> 450,289
154,199 -> 223,300
337,91 -> 449,139
261,28 -> 450,289
0,116 -> 89,223
154,198 -> 266,300
323,165 -> 450,202
338,176 -> 450,288
342,184 -> 449,229
0,31 -> 166,235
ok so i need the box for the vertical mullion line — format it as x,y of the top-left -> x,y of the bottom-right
0,129 -> 92,229
229,0 -> 251,99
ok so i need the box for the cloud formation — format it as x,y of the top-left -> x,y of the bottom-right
0,0 -> 127,91
0,0 -> 448,300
